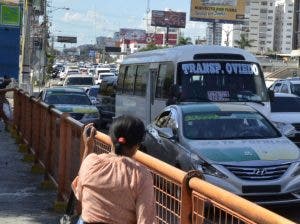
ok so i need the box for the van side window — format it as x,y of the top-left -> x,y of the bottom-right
135,64 -> 148,96
123,65 -> 136,94
156,63 -> 174,99
117,66 -> 125,93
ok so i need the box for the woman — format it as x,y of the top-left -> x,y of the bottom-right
72,116 -> 156,224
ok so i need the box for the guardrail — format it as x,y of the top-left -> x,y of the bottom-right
2,88 -> 295,224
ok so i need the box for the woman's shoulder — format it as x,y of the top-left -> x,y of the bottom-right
122,157 -> 151,175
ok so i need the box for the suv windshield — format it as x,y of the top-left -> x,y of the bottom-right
271,96 -> 300,112
45,92 -> 91,105
183,111 -> 280,140
178,61 -> 269,102
65,77 -> 94,85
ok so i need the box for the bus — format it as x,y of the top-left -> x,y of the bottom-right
116,45 -> 272,125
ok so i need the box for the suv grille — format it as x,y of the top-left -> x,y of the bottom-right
224,163 -> 290,181
70,113 -> 84,120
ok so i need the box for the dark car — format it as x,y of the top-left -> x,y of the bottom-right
142,103 -> 300,205
38,87 -> 100,126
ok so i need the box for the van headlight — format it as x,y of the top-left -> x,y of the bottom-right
190,153 -> 228,179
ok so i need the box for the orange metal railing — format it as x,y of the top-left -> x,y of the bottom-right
3,88 -> 295,224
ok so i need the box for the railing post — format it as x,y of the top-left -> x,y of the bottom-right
180,170 -> 203,224
57,114 -> 68,201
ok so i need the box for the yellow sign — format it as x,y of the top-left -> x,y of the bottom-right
190,0 -> 246,23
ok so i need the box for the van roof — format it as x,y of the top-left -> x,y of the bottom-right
122,45 -> 259,65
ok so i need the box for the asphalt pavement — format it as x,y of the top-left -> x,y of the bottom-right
0,121 -> 61,224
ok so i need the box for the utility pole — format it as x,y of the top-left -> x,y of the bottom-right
20,0 -> 33,93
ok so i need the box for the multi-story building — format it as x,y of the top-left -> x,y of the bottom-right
206,22 -> 222,45
293,0 -> 300,49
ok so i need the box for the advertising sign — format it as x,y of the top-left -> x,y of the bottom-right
151,10 -> 186,28
119,28 -> 146,41
1,4 -> 20,26
57,36 -> 77,43
190,0 -> 246,24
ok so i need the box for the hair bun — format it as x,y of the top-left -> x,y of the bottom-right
118,137 -> 126,144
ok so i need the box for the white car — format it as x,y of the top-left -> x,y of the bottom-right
95,72 -> 116,85
270,92 -> 300,147
269,77 -> 300,97
59,66 -> 80,80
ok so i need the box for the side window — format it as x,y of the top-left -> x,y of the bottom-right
156,62 -> 174,99
166,110 -> 178,130
281,84 -> 289,93
155,111 -> 171,128
117,65 -> 125,93
273,83 -> 281,92
123,65 -> 136,94
135,64 -> 148,96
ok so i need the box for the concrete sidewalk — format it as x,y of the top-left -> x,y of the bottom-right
0,121 -> 61,224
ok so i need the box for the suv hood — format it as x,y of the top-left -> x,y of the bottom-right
53,104 -> 98,113
189,137 -> 300,163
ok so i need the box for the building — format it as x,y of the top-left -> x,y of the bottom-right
96,36 -> 116,50
293,0 -> 300,49
206,22 -> 222,45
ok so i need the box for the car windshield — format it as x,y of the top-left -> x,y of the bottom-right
44,92 -> 91,105
65,77 -> 94,85
183,111 -> 280,140
271,96 -> 300,112
178,61 -> 269,102
291,83 -> 300,96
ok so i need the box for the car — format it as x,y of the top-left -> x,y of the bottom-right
38,87 -> 100,126
269,78 -> 300,97
142,103 -> 300,205
270,93 -> 300,147
63,75 -> 95,91
95,72 -> 116,85
59,65 -> 80,80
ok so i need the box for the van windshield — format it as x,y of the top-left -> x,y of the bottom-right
178,61 -> 269,102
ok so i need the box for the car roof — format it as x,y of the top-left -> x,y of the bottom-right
44,87 -> 85,93
274,92 -> 299,97
99,72 -> 115,76
66,75 -> 93,78
174,103 -> 257,114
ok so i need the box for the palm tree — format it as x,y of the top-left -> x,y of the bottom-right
234,34 -> 255,49
178,36 -> 193,45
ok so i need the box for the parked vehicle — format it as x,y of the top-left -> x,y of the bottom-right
270,93 -> 300,147
38,87 -> 100,126
269,78 -> 300,97
142,102 -> 300,205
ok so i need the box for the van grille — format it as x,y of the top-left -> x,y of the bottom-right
224,163 -> 290,181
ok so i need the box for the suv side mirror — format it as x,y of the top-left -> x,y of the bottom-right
268,89 -> 274,102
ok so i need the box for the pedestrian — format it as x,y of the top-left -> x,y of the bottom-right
72,116 -> 156,224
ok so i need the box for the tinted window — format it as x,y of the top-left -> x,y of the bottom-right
135,64 -> 148,96
44,92 -> 91,105
123,65 -> 136,94
178,61 -> 268,102
65,77 -> 94,85
156,63 -> 174,99
271,97 -> 300,112
100,79 -> 117,96
291,83 -> 300,96
117,65 -> 125,93
183,111 -> 279,140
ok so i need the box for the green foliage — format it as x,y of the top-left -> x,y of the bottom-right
178,36 -> 193,45
139,43 -> 165,52
234,34 -> 255,49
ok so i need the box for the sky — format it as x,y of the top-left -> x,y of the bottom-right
50,0 -> 207,48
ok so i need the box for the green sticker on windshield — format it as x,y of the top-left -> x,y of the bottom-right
185,114 -> 219,121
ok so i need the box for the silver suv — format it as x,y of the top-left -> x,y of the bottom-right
269,77 -> 300,96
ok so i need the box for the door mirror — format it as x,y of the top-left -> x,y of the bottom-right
158,127 -> 175,139
268,89 -> 274,102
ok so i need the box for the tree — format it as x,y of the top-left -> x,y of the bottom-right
178,36 -> 193,45
139,43 -> 165,52
234,34 -> 255,49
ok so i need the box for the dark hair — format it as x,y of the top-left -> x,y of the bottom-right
109,115 -> 145,155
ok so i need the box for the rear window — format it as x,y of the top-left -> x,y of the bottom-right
271,97 -> 300,112
65,77 -> 94,85
45,92 -> 91,105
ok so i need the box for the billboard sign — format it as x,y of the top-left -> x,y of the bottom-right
190,0 -> 246,24
1,4 -> 20,26
57,36 -> 77,43
151,10 -> 186,28
119,28 -> 146,41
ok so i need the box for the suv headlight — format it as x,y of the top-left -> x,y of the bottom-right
190,153 -> 228,179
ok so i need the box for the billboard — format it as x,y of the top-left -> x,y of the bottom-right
190,0 -> 246,24
119,28 -> 146,41
151,10 -> 186,28
57,36 -> 77,43
1,4 -> 20,26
